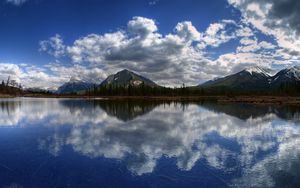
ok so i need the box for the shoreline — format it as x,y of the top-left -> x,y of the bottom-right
2,94 -> 300,105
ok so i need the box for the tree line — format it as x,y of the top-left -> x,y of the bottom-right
83,81 -> 300,96
2,78 -> 300,96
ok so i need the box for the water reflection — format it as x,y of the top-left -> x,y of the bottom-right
202,102 -> 300,122
60,99 -> 162,121
0,99 -> 22,126
0,98 -> 300,187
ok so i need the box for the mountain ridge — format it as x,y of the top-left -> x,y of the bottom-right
199,66 -> 300,91
57,78 -> 95,94
200,66 -> 272,90
100,69 -> 158,88
23,66 -> 300,95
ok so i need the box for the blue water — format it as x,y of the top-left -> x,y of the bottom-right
0,98 -> 300,188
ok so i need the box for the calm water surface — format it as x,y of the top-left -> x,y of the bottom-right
0,98 -> 300,188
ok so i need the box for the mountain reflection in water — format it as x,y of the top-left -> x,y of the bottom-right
0,98 -> 300,188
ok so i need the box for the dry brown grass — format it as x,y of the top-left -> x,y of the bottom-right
2,94 -> 300,105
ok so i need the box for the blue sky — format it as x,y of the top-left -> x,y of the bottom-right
0,0 -> 299,88
0,0 -> 235,64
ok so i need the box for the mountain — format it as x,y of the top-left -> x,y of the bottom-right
271,66 -> 300,87
200,66 -> 272,90
57,77 -> 94,94
95,100 -> 161,121
199,66 -> 300,93
100,69 -> 158,87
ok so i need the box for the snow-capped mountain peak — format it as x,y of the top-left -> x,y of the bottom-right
69,76 -> 81,83
243,66 -> 271,77
100,69 -> 158,87
267,66 -> 300,86
57,78 -> 95,94
200,66 -> 300,90
284,66 -> 300,80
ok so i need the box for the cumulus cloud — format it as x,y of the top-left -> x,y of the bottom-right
39,34 -> 66,58
237,37 -> 276,53
128,16 -> 158,38
66,32 -> 127,64
34,13 -> 299,87
41,17 -> 207,86
0,63 -> 25,86
6,0 -> 27,6
46,63 -> 108,84
235,26 -> 255,37
40,17 -> 252,86
2,1 -> 300,88
228,0 -> 300,59
197,20 -> 237,49
175,21 -> 201,42
0,63 -> 66,89
259,41 -> 276,49
213,52 -> 277,74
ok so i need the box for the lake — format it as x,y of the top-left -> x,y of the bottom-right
0,98 -> 299,188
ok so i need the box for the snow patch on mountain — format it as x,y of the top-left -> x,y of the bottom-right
284,66 -> 300,80
244,66 -> 272,77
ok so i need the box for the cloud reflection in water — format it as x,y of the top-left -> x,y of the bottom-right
0,98 -> 300,187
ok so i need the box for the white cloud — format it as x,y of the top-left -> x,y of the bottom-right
39,34 -> 66,58
149,0 -> 159,6
239,37 -> 256,46
3,99 -> 300,180
128,16 -> 158,38
197,20 -> 237,49
66,32 -> 127,64
259,41 -> 275,49
175,21 -> 201,42
227,0 -> 300,60
0,63 -> 23,84
0,63 -> 65,89
213,52 -> 278,74
46,63 -> 108,84
0,62 -> 107,89
40,17 -> 250,86
236,26 -> 255,37
6,0 -> 27,6
33,14 -> 298,88
237,36 -> 276,54
237,37 -> 260,52
2,1 -> 300,89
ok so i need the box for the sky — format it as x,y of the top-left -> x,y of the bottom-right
0,0 -> 300,89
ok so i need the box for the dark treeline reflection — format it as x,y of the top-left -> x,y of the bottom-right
1,98 -> 300,123
61,99 -> 300,122
0,99 -> 21,116
200,102 -> 300,121
60,99 -> 165,121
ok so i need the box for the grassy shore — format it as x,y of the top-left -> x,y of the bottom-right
0,94 -> 300,105
92,96 -> 300,105
218,96 -> 300,105
2,94 -> 300,105
0,94 -> 16,98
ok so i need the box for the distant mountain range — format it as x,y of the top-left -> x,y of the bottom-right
199,66 -> 300,91
271,66 -> 300,87
56,69 -> 158,94
57,77 -> 95,94
52,66 -> 300,94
